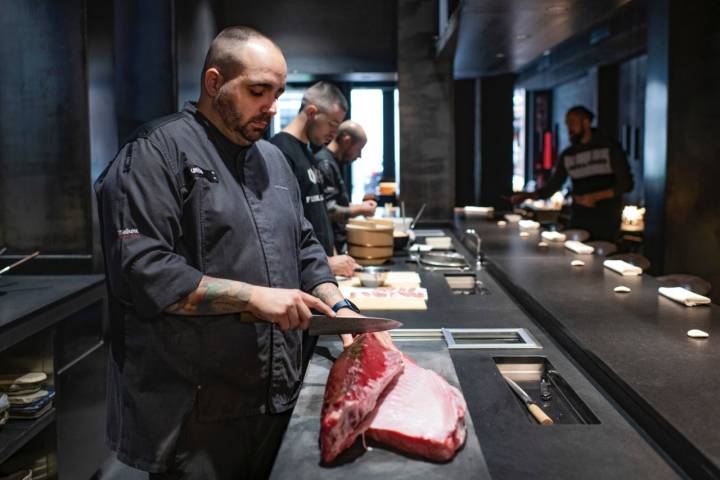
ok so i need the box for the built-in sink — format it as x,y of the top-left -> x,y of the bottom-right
443,273 -> 491,295
420,251 -> 468,267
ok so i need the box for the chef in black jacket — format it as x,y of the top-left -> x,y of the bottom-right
315,120 -> 377,252
95,27 -> 357,480
270,82 -> 360,276
511,106 -> 633,241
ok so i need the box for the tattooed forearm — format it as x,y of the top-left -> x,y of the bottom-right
311,282 -> 345,307
166,275 -> 254,315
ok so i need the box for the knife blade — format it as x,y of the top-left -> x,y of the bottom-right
237,312 -> 402,335
308,315 -> 402,336
503,376 -> 554,425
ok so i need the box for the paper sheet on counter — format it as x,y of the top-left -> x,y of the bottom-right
337,271 -> 421,289
340,286 -> 428,310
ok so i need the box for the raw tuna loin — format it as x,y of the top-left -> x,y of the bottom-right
320,333 -> 404,463
320,333 -> 467,463
367,354 -> 467,461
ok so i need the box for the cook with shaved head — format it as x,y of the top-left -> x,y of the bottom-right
95,27 -> 359,479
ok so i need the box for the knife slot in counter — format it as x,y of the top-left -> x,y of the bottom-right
496,356 -> 600,425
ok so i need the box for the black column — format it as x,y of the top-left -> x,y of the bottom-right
114,0 -> 177,141
478,74 -> 515,209
454,79 -> 478,206
597,64 -> 619,141
643,0 -> 720,302
382,88 -> 396,182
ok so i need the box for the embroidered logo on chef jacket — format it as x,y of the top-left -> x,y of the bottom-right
305,194 -> 325,203
117,228 -> 140,240
307,168 -> 318,184
186,165 -> 219,183
564,148 -> 613,179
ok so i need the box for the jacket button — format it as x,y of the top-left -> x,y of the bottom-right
197,385 -> 202,390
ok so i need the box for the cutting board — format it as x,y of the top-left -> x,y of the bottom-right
339,286 -> 428,310
270,341 -> 490,480
337,271 -> 422,289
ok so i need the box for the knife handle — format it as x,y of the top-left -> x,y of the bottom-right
528,403 -> 554,425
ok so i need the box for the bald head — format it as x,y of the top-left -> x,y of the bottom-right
201,26 -> 281,85
334,120 -> 367,163
336,121 -> 366,144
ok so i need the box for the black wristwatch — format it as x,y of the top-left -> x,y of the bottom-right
331,298 -> 360,314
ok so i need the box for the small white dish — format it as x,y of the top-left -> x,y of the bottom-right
687,329 -> 709,338
614,286 -> 631,293
571,260 -> 585,267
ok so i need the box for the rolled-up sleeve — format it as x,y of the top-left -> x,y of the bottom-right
96,139 -> 204,318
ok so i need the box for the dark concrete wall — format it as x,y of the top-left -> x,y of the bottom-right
644,0 -> 720,301
398,0 -> 455,220
114,0 -> 177,141
0,0 -> 91,254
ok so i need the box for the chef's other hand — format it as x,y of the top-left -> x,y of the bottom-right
328,255 -> 361,277
361,200 -> 377,216
247,286 -> 335,331
509,192 -> 537,206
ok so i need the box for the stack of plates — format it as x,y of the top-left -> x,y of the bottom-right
0,372 -> 54,420
347,219 -> 394,265
0,393 -> 9,427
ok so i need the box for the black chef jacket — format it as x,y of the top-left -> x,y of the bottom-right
94,102 -> 335,473
536,131 -> 633,241
315,146 -> 351,252
270,132 -> 335,255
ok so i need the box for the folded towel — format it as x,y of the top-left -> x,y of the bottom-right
603,259 -> 643,276
541,231 -> 566,242
464,206 -> 494,218
659,287 -> 711,306
564,240 -> 594,254
518,219 -> 540,230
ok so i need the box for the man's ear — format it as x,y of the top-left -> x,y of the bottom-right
305,104 -> 319,119
204,68 -> 224,97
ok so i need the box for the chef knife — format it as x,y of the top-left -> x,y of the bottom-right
237,312 -> 402,335
308,314 -> 402,336
0,251 -> 40,276
503,376 -> 554,425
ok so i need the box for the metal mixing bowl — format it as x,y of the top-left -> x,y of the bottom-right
356,266 -> 390,287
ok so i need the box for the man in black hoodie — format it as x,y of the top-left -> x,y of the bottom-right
511,106 -> 633,241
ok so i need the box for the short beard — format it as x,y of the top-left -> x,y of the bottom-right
214,88 -> 271,144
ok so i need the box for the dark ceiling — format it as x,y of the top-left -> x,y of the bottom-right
454,0 -> 632,78
212,0 -> 398,75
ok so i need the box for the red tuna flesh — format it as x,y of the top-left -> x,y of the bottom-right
320,333 -> 404,463
367,354 -> 467,462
